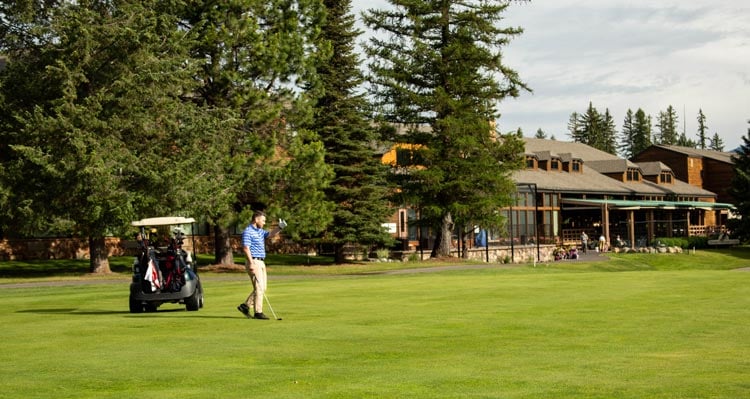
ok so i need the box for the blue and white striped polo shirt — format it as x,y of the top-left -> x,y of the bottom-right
241,224 -> 270,259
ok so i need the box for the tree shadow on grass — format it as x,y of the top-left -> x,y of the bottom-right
17,308 -> 130,315
16,307 -> 238,319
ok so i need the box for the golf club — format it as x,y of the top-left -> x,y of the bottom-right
263,292 -> 282,320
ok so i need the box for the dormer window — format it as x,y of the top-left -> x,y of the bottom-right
626,168 -> 640,182
572,161 -> 581,172
526,156 -> 536,169
660,171 -> 673,184
551,160 -> 559,170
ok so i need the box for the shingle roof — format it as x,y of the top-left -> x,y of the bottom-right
637,161 -> 672,176
650,144 -> 734,164
518,138 -> 716,198
586,159 -> 640,174
523,138 -> 620,162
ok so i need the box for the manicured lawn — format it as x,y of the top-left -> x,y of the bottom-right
1,250 -> 749,398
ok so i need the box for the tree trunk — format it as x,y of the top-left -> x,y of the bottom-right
89,236 -> 111,274
461,228 -> 468,259
213,224 -> 234,265
334,243 -> 347,264
432,212 -> 454,257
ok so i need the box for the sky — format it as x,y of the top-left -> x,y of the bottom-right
351,0 -> 750,151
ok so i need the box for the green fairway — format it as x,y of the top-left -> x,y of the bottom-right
1,257 -> 749,398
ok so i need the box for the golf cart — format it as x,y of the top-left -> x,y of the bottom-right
129,217 -> 204,313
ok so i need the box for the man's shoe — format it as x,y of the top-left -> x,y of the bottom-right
237,304 -> 251,318
254,312 -> 270,320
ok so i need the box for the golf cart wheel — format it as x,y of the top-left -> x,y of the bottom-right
144,302 -> 158,312
129,296 -> 144,313
185,288 -> 201,311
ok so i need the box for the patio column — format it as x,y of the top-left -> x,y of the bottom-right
667,212 -> 673,238
602,202 -> 610,246
648,210 -> 655,243
628,210 -> 635,249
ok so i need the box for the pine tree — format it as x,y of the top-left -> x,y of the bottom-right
577,102 -> 615,153
567,112 -> 582,142
676,132 -> 696,148
309,0 -> 394,263
601,108 -> 618,155
619,109 -> 635,158
535,128 -> 546,139
363,0 -> 527,257
656,105 -> 679,145
179,0 -> 331,265
632,108 -> 652,156
729,120 -> 750,240
697,109 -> 708,149
709,133 -> 725,151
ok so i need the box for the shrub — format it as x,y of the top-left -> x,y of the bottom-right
653,236 -> 709,249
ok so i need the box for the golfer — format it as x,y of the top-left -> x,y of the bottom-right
237,211 -> 286,320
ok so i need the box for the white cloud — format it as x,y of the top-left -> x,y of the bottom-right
352,0 -> 750,150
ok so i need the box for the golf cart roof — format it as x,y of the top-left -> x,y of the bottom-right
131,217 -> 196,227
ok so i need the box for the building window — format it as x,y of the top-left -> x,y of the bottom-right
551,160 -> 559,170
396,148 -> 424,167
572,161 -> 581,172
396,149 -> 411,166
626,168 -> 640,181
660,172 -> 673,184
526,157 -> 535,169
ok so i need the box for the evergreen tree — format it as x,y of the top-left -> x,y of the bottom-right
535,128 -> 546,139
676,132 -> 696,148
0,0 -> 203,272
179,0 -> 331,265
709,133 -> 725,151
729,120 -> 750,240
577,102 -> 616,153
363,0 -> 527,257
567,111 -> 583,142
632,108 -> 652,156
697,109 -> 708,149
656,105 -> 679,145
619,109 -> 635,158
309,0 -> 393,263
600,108 -> 618,155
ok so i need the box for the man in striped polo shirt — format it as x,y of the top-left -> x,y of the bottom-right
237,210 -> 286,319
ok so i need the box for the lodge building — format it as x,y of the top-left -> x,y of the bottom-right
384,138 -> 736,254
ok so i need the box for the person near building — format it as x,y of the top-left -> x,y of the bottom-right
580,231 -> 589,253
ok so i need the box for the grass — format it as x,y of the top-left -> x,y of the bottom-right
0,249 -> 749,398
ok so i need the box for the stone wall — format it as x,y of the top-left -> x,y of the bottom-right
396,244 -> 556,264
0,237 -> 136,261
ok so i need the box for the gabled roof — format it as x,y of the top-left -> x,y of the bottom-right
638,161 -> 672,176
648,144 -> 734,164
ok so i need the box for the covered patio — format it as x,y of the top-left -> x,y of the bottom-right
560,198 -> 736,248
